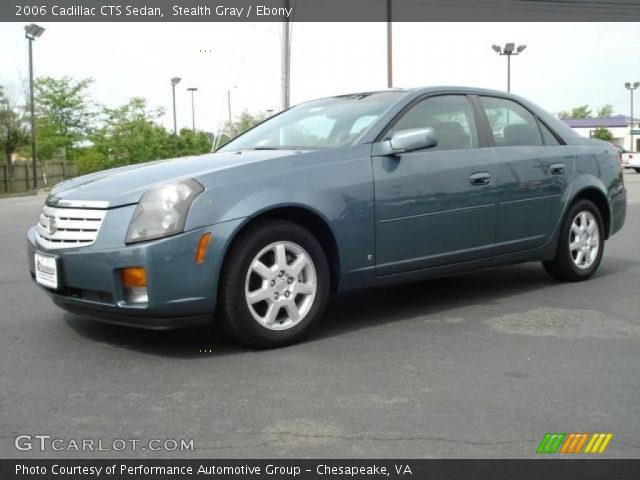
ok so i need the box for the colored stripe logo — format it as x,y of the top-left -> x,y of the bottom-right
537,433 -> 613,454
537,433 -> 566,453
583,433 -> 613,453
560,433 -> 589,454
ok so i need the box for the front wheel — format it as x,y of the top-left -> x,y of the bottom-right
543,199 -> 605,282
218,220 -> 330,348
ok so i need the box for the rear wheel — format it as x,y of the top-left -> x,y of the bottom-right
635,168 -> 640,173
219,220 -> 330,348
543,199 -> 604,282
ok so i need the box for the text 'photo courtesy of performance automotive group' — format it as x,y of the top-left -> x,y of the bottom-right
1,1 -> 639,479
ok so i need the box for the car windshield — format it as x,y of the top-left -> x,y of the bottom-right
219,91 -> 405,151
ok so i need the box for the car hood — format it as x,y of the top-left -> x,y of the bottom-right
47,150 -> 300,208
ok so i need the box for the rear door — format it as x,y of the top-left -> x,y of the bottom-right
372,94 -> 499,276
476,95 -> 575,253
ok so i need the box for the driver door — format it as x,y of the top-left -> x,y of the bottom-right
372,94 -> 499,276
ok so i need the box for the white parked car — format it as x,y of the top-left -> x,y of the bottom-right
626,152 -> 640,173
612,145 -> 639,172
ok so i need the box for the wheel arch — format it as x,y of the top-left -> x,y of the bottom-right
220,204 -> 341,293
570,187 -> 611,239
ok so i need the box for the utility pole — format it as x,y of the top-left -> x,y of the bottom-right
387,0 -> 393,88
187,87 -> 198,133
625,82 -> 639,152
281,0 -> 291,111
226,85 -> 237,136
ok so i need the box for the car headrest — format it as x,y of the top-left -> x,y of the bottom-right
503,124 -> 539,146
433,122 -> 468,149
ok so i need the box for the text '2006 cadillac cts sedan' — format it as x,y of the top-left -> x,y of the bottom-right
27,87 -> 627,347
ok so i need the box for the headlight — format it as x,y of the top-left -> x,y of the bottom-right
125,179 -> 204,244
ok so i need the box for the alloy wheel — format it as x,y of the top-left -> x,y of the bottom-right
244,241 -> 317,330
569,210 -> 600,270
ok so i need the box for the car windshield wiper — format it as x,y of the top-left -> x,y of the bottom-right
243,146 -> 324,152
251,146 -> 325,151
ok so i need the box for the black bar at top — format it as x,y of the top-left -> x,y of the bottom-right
3,0 -> 640,22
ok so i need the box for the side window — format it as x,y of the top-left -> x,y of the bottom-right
538,120 -> 561,146
388,95 -> 478,151
479,96 -> 543,147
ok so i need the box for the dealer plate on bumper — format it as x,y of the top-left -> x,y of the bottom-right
35,252 -> 58,289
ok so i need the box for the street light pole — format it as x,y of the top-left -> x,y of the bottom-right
187,87 -> 198,133
491,43 -> 527,93
625,82 -> 640,152
171,77 -> 181,154
507,53 -> 511,93
28,38 -> 36,187
280,0 -> 291,111
25,23 -> 45,189
387,0 -> 393,88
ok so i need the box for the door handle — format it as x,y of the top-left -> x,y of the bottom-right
469,172 -> 491,186
550,163 -> 566,175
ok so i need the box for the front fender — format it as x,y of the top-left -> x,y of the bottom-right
185,146 -> 376,280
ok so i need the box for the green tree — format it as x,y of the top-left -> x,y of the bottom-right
77,97 -> 171,174
596,104 -> 614,118
32,76 -> 95,160
215,110 -> 269,149
0,86 -> 29,192
592,127 -> 613,142
176,128 -> 213,156
74,147 -> 108,175
558,105 -> 592,119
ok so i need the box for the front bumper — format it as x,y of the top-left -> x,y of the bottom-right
27,215 -> 245,330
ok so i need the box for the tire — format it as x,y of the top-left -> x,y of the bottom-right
635,168 -> 640,174
218,219 -> 330,348
543,199 -> 605,282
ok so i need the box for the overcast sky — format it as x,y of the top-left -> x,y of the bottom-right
0,22 -> 638,134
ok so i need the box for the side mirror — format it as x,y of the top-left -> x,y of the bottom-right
374,128 -> 438,156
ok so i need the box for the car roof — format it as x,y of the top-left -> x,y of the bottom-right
408,85 -> 520,97
324,86 -> 519,103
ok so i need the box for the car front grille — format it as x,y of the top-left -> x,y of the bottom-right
36,205 -> 107,250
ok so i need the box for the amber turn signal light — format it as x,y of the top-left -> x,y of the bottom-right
195,232 -> 212,264
121,267 -> 147,288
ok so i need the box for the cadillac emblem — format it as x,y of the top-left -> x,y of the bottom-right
47,216 -> 58,236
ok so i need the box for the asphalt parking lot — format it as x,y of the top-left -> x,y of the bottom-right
1,173 -> 639,459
